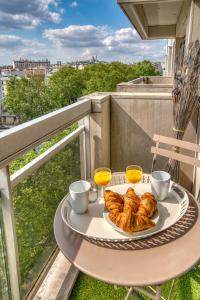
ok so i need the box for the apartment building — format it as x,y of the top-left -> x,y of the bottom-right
13,59 -> 50,70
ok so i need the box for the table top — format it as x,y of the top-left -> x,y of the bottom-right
54,173 -> 200,287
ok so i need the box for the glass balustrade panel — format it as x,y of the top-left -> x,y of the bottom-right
11,136 -> 81,298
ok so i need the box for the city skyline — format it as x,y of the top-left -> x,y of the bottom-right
0,0 -> 166,65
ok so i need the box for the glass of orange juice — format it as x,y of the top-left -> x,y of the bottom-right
94,167 -> 112,199
126,165 -> 143,187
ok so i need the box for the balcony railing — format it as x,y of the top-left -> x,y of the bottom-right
117,76 -> 173,93
0,97 -> 92,299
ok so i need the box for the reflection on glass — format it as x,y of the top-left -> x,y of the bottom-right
11,138 -> 81,298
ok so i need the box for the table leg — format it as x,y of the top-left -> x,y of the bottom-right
167,280 -> 175,300
125,287 -> 133,300
124,285 -> 162,300
148,280 -> 175,300
125,287 -> 142,300
155,286 -> 161,300
114,285 -> 118,290
124,283 -> 174,300
134,286 -> 160,300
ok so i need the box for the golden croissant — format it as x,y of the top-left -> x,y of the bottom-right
115,190 -> 141,233
115,210 -> 134,233
126,187 -> 137,198
104,188 -> 157,233
115,209 -> 155,233
137,192 -> 157,217
132,214 -> 155,232
124,187 -> 141,212
123,195 -> 140,214
104,190 -> 124,223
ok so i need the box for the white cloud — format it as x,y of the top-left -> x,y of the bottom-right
71,1 -> 78,8
0,35 -> 24,48
0,0 -> 61,29
0,26 -> 166,64
0,12 -> 40,30
0,34 -> 50,63
43,25 -> 110,48
43,25 -> 166,62
103,28 -> 140,50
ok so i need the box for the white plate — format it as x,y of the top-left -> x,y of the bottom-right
61,182 -> 189,241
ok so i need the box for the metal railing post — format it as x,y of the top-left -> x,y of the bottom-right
80,130 -> 87,180
0,167 -> 21,300
79,115 -> 91,180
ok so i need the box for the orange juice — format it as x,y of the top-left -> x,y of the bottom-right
126,169 -> 142,184
94,171 -> 112,186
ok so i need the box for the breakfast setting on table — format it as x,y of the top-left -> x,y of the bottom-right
60,165 -> 190,242
55,162 -> 200,300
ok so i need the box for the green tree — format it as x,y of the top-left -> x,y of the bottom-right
4,77 -> 51,123
4,61 -> 159,123
82,60 -> 159,94
47,66 -> 85,107
4,67 -> 85,122
82,62 -> 134,94
131,60 -> 160,78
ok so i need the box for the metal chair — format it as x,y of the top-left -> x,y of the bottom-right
151,134 -> 200,201
150,134 -> 200,300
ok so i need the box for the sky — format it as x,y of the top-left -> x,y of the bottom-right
0,0 -> 167,65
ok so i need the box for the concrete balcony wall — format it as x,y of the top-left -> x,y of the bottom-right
110,92 -> 173,173
117,76 -> 173,93
129,76 -> 173,85
109,92 -> 196,192
81,89 -> 197,192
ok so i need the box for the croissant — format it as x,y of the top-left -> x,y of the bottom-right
132,214 -> 155,232
123,195 -> 140,214
115,210 -> 135,233
104,189 -> 157,234
104,190 -> 124,223
114,191 -> 140,233
126,187 -> 137,197
115,211 -> 155,233
137,192 -> 157,217
104,190 -> 123,205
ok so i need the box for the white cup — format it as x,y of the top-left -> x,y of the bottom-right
69,180 -> 91,214
151,171 -> 171,201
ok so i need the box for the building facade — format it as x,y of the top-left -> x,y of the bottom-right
25,68 -> 47,79
13,59 -> 50,70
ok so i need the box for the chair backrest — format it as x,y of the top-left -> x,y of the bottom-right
151,134 -> 200,168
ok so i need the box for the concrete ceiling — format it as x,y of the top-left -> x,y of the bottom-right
117,0 -> 186,39
144,2 -> 183,26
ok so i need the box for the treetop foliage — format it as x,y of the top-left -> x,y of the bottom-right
4,60 -> 159,122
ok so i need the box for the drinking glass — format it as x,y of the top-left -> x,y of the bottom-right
126,165 -> 143,187
94,167 -> 112,199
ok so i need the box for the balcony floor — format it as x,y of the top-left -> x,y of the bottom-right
69,263 -> 200,299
